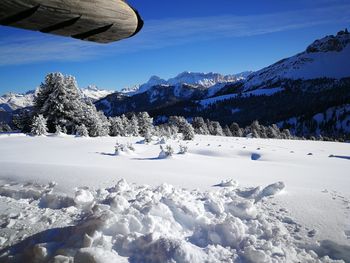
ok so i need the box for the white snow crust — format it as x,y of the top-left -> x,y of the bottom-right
0,135 -> 349,262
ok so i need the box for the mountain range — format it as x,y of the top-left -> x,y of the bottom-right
1,29 -> 350,139
95,29 -> 350,139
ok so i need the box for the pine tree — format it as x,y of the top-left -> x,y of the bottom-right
230,122 -> 243,137
250,120 -> 262,138
35,73 -> 81,132
128,114 -> 140,136
89,111 -> 110,137
169,116 -> 195,140
223,125 -> 233,137
192,117 -> 209,135
31,115 -> 48,136
137,112 -> 154,138
55,125 -> 62,135
282,129 -> 292,139
34,72 -> 109,136
182,122 -> 195,140
120,115 -> 130,136
109,117 -> 125,136
75,124 -> 89,137
210,121 -> 224,136
0,123 -> 11,133
266,124 -> 281,139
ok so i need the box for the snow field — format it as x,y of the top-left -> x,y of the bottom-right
0,134 -> 349,262
0,179 -> 343,262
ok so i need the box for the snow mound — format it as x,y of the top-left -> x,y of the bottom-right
214,179 -> 238,188
0,180 -> 341,263
0,182 -> 55,200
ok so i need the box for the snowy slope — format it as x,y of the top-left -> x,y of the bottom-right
0,134 -> 349,262
80,85 -> 113,102
198,87 -> 284,108
244,32 -> 350,90
0,90 -> 36,112
278,103 -> 350,136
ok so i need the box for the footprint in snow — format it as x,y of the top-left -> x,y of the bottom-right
251,153 -> 261,161
308,229 -> 317,238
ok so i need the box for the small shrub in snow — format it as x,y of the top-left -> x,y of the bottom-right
54,125 -> 63,135
178,145 -> 188,155
115,142 -> 135,155
115,143 -> 123,155
159,145 -> 174,159
76,124 -> 89,137
126,142 -> 135,152
31,115 -> 48,136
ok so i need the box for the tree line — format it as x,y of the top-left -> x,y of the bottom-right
10,72 -> 296,141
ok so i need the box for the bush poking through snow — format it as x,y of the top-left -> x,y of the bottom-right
115,142 -> 135,155
159,145 -> 174,159
31,115 -> 48,136
54,125 -> 63,135
178,145 -> 188,155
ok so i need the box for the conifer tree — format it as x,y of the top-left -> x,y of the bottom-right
31,115 -> 48,136
75,124 -> 89,137
138,112 -> 154,138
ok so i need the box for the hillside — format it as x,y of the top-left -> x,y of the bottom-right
95,30 -> 350,139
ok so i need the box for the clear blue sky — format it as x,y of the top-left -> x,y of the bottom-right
0,0 -> 349,94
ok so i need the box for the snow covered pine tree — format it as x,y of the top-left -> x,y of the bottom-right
31,115 -> 48,136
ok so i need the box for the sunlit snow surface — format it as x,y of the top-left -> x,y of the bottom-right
0,134 -> 349,262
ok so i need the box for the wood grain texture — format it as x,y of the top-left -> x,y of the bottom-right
0,0 -> 142,43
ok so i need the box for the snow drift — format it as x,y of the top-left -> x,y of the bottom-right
0,179 -> 346,263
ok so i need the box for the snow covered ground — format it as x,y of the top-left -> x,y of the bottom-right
0,134 -> 349,262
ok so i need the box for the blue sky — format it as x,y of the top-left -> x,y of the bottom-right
0,0 -> 349,94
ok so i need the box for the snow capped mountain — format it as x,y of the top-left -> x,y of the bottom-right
122,71 -> 252,96
244,30 -> 350,90
133,75 -> 168,95
120,85 -> 140,95
79,85 -> 113,102
167,71 -> 242,87
0,90 -> 36,112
